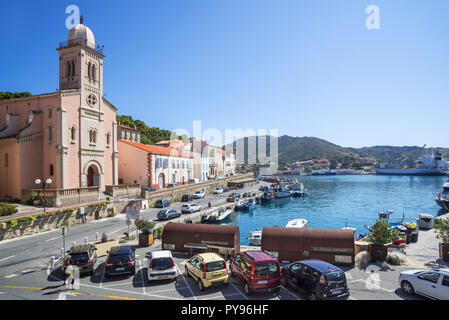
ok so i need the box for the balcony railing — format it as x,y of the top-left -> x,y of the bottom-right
59,39 -> 104,54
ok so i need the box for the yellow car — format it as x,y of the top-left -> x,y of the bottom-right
185,253 -> 230,291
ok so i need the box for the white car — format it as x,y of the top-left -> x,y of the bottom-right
181,203 -> 202,214
193,191 -> 205,199
399,268 -> 449,300
214,188 -> 224,194
146,251 -> 178,282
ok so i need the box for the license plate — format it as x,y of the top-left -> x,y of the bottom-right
333,290 -> 342,295
116,267 -> 125,271
257,280 -> 268,284
213,274 -> 222,279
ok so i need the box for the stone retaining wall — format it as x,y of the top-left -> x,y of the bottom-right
0,201 -> 129,242
142,173 -> 254,207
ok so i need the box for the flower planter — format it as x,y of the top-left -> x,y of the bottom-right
370,244 -> 388,262
439,243 -> 449,262
139,233 -> 154,247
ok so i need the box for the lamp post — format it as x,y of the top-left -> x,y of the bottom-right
35,178 -> 53,214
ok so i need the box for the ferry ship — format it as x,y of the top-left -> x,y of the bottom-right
375,151 -> 449,176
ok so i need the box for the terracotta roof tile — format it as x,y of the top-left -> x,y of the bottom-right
119,140 -> 192,158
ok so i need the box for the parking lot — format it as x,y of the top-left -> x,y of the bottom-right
0,239 -> 428,301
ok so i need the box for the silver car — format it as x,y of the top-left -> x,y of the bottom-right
181,203 -> 202,214
399,268 -> 449,300
146,251 -> 178,282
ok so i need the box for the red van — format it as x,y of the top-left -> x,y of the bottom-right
230,250 -> 281,295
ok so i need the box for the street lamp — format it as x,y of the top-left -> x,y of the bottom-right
35,178 -> 52,214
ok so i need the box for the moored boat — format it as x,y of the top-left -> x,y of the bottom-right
260,191 -> 275,202
436,180 -> 449,211
273,187 -> 293,198
247,229 -> 262,246
201,207 -> 233,224
375,151 -> 449,176
285,218 -> 308,229
241,198 -> 257,211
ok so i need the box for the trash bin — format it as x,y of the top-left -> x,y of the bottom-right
410,231 -> 419,243
418,214 -> 435,230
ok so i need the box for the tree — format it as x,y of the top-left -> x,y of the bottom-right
0,91 -> 32,101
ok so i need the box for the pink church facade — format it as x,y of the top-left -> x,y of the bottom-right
0,21 -> 118,201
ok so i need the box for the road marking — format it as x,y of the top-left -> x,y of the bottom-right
43,236 -> 60,242
102,282 -> 134,288
81,283 -> 184,300
5,274 -> 18,279
138,260 -> 146,295
200,292 -> 243,300
0,285 -> 140,300
0,255 -> 15,262
229,280 -> 249,300
349,279 -> 396,293
57,291 -> 79,300
21,269 -> 34,274
281,285 -> 301,300
174,262 -> 197,300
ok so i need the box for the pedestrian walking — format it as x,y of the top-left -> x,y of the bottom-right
62,256 -> 71,286
66,261 -> 75,290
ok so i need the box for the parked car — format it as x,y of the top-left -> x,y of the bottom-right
399,268 -> 449,300
105,246 -> 136,277
281,260 -> 350,300
230,250 -> 281,295
222,187 -> 230,192
66,244 -> 97,276
227,192 -> 241,202
146,250 -> 178,282
182,194 -> 194,202
189,179 -> 200,184
185,253 -> 229,291
155,199 -> 170,208
214,188 -> 224,194
193,191 -> 205,199
167,183 -> 179,188
157,209 -> 181,221
181,203 -> 202,214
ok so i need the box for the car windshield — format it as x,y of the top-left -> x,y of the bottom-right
324,271 -> 345,283
151,257 -> 173,270
182,205 -> 190,208
205,261 -> 226,272
70,252 -> 88,262
109,254 -> 132,264
254,262 -> 279,276
158,210 -> 167,214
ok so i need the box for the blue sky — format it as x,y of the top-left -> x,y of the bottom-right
1,0 -> 448,148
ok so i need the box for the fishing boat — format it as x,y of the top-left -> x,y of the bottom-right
247,229 -> 262,246
435,180 -> 449,211
286,218 -> 308,229
273,187 -> 293,198
241,198 -> 257,211
260,191 -> 275,202
201,207 -> 233,224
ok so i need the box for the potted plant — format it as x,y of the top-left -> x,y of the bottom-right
365,218 -> 400,262
136,219 -> 156,247
434,218 -> 449,262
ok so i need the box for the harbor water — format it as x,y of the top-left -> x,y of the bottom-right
221,175 -> 448,245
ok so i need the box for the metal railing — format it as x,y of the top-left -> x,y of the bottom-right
59,39 -> 104,54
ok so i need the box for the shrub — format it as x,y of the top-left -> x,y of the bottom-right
434,218 -> 449,245
101,232 -> 108,243
107,211 -> 115,218
365,218 -> 400,246
136,219 -> 156,235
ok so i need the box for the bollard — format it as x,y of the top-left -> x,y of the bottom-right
60,248 -> 65,260
51,256 -> 55,269
96,232 -> 99,242
84,237 -> 88,245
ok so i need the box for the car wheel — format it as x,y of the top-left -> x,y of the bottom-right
185,266 -> 190,278
198,279 -> 205,291
401,280 -> 415,295
244,283 -> 252,295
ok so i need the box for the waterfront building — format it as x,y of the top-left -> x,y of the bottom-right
118,140 -> 193,189
0,19 -> 118,200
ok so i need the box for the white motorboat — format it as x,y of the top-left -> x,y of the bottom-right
247,230 -> 262,246
286,219 -> 308,229
274,187 -> 293,198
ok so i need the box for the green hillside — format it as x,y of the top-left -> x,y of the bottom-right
116,115 -> 175,145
